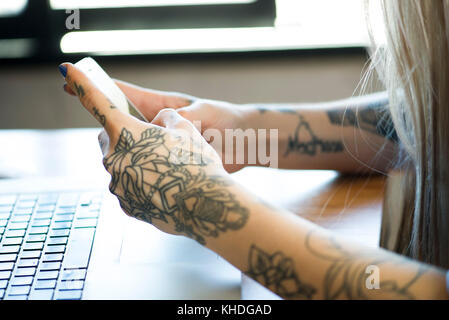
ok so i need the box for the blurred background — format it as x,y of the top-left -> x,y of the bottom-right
0,0 -> 378,129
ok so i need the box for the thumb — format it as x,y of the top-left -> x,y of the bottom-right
152,108 -> 200,136
115,79 -> 194,121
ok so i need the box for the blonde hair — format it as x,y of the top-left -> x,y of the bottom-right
370,0 -> 449,268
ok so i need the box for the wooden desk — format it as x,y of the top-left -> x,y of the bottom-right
0,129 -> 386,299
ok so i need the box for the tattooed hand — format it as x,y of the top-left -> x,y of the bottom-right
60,63 -> 249,245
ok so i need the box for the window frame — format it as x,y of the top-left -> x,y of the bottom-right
0,0 -> 276,61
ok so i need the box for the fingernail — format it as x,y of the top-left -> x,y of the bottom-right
58,64 -> 67,78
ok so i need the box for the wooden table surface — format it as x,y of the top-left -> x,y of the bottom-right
0,129 -> 386,299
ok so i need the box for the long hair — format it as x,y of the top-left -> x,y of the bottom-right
369,0 -> 449,268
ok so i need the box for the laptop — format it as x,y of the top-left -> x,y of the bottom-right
0,176 -> 241,300
0,57 -> 241,300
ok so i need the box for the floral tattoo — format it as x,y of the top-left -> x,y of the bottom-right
103,127 -> 249,245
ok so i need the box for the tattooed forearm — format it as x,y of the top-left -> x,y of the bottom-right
327,101 -> 399,143
285,115 -> 344,156
245,244 -> 316,299
93,107 -> 106,126
104,127 -> 249,245
305,230 -> 429,299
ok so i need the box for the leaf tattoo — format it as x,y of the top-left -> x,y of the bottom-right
104,128 -> 249,245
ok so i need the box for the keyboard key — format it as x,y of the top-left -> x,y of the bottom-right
47,237 -> 68,246
0,245 -> 20,254
20,251 -> 41,259
56,208 -> 76,215
9,285 -> 30,295
52,221 -> 71,229
0,289 -> 4,299
17,259 -> 38,268
23,242 -> 44,251
15,267 -> 36,277
29,227 -> 48,235
0,227 -> 5,235
0,280 -> 7,289
11,276 -> 33,286
4,229 -> 25,238
0,211 -> 11,218
0,262 -> 14,271
40,262 -> 61,271
31,219 -> 51,227
10,216 -> 30,223
0,220 -> 7,228
13,208 -> 33,215
59,280 -> 84,291
8,222 -> 28,230
4,294 -> 27,300
29,289 -> 54,300
37,197 -> 57,205
16,200 -> 35,208
63,228 -> 95,269
49,229 -> 70,237
18,194 -> 38,201
42,253 -> 63,262
73,219 -> 97,229
26,234 -> 46,243
36,205 -> 56,212
45,245 -> 65,254
54,214 -> 74,222
0,254 -> 17,263
58,193 -> 79,207
38,194 -> 58,205
55,289 -> 82,300
34,279 -> 56,290
1,237 -> 22,246
0,195 -> 16,205
0,202 -> 13,209
61,269 -> 86,281
36,270 -> 59,280
34,213 -> 53,220
0,271 -> 12,279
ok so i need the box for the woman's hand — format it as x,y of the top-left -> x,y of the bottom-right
115,80 -> 252,172
61,63 -> 249,245
65,79 -> 250,172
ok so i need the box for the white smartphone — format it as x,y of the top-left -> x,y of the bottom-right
74,57 -> 147,122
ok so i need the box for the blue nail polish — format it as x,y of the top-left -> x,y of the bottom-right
58,65 -> 67,78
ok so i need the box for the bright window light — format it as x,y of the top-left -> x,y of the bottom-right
0,38 -> 35,58
60,0 -> 369,55
50,0 -> 254,9
0,0 -> 27,17
61,26 -> 367,55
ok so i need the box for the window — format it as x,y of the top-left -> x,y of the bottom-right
0,0 -> 369,60
0,0 -> 27,17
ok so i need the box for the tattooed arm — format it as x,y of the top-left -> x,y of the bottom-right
242,91 -> 399,173
61,64 -> 447,300
87,81 -> 398,173
205,197 -> 448,300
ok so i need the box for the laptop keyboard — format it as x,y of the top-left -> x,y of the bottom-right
0,191 -> 103,300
